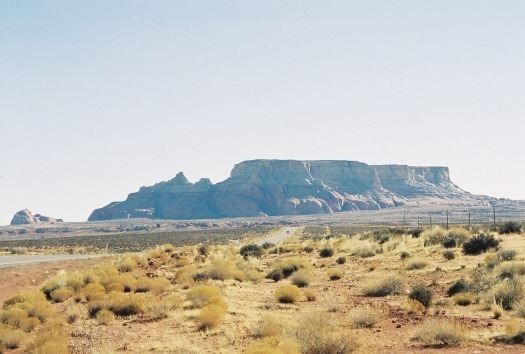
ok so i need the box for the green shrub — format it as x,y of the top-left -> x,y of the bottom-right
400,251 -> 410,260
240,244 -> 263,259
261,242 -> 275,250
409,283 -> 433,308
443,250 -> 455,260
266,268 -> 284,282
327,268 -> 342,281
336,256 -> 346,265
447,279 -> 469,297
499,221 -> 522,235
463,233 -> 499,255
319,248 -> 334,258
442,237 -> 457,248
303,246 -> 314,253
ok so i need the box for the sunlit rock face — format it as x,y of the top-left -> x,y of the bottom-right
88,159 -> 489,221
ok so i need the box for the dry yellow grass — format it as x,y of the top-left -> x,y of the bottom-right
275,285 -> 302,304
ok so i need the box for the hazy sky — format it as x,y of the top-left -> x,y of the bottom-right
1,1 -> 524,225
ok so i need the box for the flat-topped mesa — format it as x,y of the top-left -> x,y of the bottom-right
88,159 -> 490,221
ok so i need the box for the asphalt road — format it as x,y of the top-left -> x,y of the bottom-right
256,227 -> 299,246
0,254 -> 107,268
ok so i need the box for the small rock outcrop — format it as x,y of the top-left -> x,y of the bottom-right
10,209 -> 63,225
88,159 -> 494,221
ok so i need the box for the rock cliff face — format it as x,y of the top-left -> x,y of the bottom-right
88,160 -> 490,221
10,209 -> 63,225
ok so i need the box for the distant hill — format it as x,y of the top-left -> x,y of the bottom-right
88,159 -> 495,221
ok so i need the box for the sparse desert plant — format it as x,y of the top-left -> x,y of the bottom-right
261,242 -> 275,250
276,258 -> 312,278
240,244 -> 263,259
81,283 -> 106,301
20,317 -> 40,332
463,233 -> 499,255
319,248 -> 334,258
88,293 -> 143,317
413,319 -> 466,346
351,242 -> 376,258
266,268 -> 284,282
446,227 -> 471,246
423,226 -> 448,246
0,328 -> 24,349
293,314 -> 359,354
496,261 -> 525,280
402,298 -> 425,315
275,285 -> 302,304
336,256 -> 346,264
135,277 -> 170,295
400,251 -> 410,260
254,316 -> 281,338
50,287 -> 73,303
406,258 -> 429,270
447,279 -> 470,297
303,289 -> 317,301
453,293 -> 477,306
186,285 -> 221,308
108,273 -> 138,293
514,299 -> 525,318
409,283 -> 433,308
492,303 -> 504,319
195,304 -> 227,330
410,229 -> 423,238
362,275 -> 403,297
497,249 -> 517,262
245,336 -> 301,354
492,279 -> 525,310
0,307 -> 27,328
25,319 -> 69,354
303,246 -> 314,253
443,250 -> 455,260
204,259 -> 245,281
348,306 -> 383,328
96,308 -> 115,325
65,307 -> 81,324
290,269 -> 311,288
499,221 -> 522,235
442,237 -> 457,248
118,257 -> 137,272
327,268 -> 342,281
498,319 -> 525,343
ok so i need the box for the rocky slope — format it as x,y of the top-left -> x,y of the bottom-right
10,209 -> 63,225
88,160 -> 493,221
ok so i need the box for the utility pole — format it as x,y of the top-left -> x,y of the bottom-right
493,206 -> 496,231
468,212 -> 471,230
446,210 -> 449,230
402,210 -> 406,226
430,214 -> 432,228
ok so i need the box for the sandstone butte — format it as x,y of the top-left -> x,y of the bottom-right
88,159 -> 496,221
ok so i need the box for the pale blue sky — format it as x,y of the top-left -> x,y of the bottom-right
1,1 -> 524,225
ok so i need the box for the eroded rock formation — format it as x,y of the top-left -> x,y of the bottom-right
10,209 -> 63,225
88,160 -> 490,221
